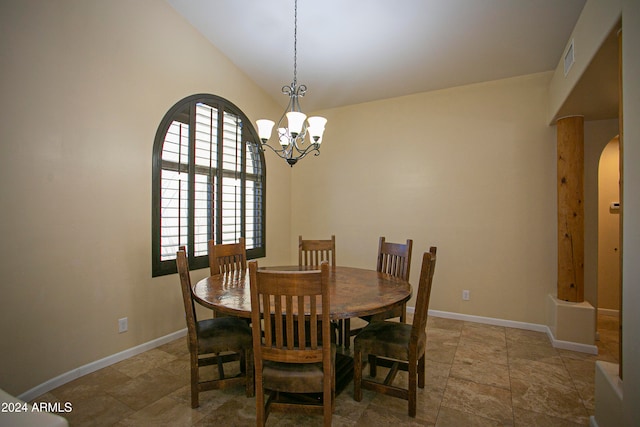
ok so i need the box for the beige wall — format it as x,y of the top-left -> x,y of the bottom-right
0,0 -> 291,395
290,72 -> 558,325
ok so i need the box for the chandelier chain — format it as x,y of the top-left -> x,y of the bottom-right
293,0 -> 298,86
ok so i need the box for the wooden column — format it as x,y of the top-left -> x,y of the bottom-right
557,116 -> 585,302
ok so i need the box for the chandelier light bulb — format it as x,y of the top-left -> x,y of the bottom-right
285,111 -> 306,138
307,116 -> 327,143
277,128 -> 290,146
256,119 -> 275,142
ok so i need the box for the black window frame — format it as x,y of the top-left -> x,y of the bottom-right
152,93 -> 266,277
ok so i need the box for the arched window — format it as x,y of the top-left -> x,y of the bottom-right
152,94 -> 266,276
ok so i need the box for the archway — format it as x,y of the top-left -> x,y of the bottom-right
597,136 -> 620,361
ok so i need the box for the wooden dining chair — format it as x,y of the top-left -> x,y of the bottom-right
298,235 -> 336,267
176,248 -> 254,408
248,260 -> 335,427
354,247 -> 437,417
344,236 -> 413,348
208,237 -> 247,276
208,237 -> 248,320
298,234 -> 343,345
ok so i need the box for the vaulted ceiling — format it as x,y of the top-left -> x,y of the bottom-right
167,0 -> 617,120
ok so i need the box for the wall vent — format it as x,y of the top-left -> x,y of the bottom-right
564,39 -> 575,76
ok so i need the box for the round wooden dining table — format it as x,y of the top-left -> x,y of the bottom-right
192,265 -> 412,394
191,265 -> 412,321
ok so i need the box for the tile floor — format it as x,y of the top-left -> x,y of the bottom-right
31,314 -> 619,426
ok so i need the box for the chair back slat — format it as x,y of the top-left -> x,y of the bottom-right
209,237 -> 247,275
412,247 -> 438,340
377,236 -> 413,280
263,293 -> 274,346
299,235 -> 336,267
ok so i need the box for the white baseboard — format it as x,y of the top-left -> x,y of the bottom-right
425,309 -> 548,332
415,308 -> 598,355
18,328 -> 187,402
549,335 -> 598,354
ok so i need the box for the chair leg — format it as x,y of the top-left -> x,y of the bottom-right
240,351 -> 246,374
216,352 -> 225,379
331,363 -> 336,410
400,302 -> 407,323
190,353 -> 199,408
418,353 -> 426,389
344,319 -> 351,349
368,354 -> 377,378
408,357 -> 417,417
255,374 -> 265,426
353,348 -> 362,402
324,370 -> 332,426
245,349 -> 255,397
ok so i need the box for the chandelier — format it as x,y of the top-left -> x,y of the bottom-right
255,0 -> 327,167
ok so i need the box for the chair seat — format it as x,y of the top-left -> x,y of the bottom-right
354,321 -> 425,361
196,317 -> 252,355
263,344 -> 336,393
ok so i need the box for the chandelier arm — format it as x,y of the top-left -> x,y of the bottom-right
292,141 -> 320,158
259,141 -> 292,158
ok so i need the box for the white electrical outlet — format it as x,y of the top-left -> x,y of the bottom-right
118,317 -> 128,333
462,290 -> 470,301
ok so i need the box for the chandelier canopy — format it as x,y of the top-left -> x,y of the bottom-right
255,0 -> 326,166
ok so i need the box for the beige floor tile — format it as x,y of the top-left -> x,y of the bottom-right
436,406 -> 508,426
29,315 -> 618,426
110,348 -> 178,378
190,390 -> 255,427
106,367 -> 188,411
168,383 -> 245,414
460,322 -> 507,346
48,366 -> 131,403
114,395 -> 206,426
156,336 -> 190,357
507,341 -> 563,366
509,358 -> 572,388
454,338 -> 509,366
427,316 -> 464,332
510,377 -> 589,425
513,406 -> 588,426
450,358 -> 511,389
426,328 -> 460,364
505,328 -> 551,346
441,377 -> 514,424
61,392 -> 134,426
354,400 -> 431,427
424,359 -> 453,393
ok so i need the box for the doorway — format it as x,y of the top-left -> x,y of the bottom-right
597,136 -> 620,362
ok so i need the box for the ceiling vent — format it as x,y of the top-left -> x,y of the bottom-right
564,39 -> 575,76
